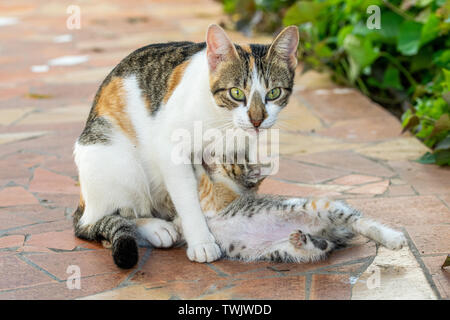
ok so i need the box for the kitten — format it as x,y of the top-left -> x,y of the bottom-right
73,24 -> 299,268
193,160 -> 407,262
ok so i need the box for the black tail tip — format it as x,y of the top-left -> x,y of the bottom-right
112,236 -> 139,269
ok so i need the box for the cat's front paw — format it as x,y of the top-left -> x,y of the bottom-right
187,242 -> 222,263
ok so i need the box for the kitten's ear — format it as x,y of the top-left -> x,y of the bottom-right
206,24 -> 239,71
267,26 -> 299,69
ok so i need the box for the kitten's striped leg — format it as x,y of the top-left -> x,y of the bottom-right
282,198 -> 407,250
350,218 -> 407,250
256,230 -> 335,263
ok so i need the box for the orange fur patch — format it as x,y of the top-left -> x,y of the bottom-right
95,77 -> 137,143
79,192 -> 85,211
163,60 -> 189,104
198,173 -> 238,213
311,200 -> 317,210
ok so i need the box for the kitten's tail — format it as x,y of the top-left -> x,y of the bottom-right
73,206 -> 139,269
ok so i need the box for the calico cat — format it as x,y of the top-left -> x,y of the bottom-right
73,24 -> 299,268
192,160 -> 407,262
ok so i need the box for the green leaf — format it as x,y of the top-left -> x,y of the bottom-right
411,46 -> 434,72
442,255 -> 450,269
416,152 -> 436,164
402,114 -> 420,133
433,50 -> 450,69
382,64 -> 403,90
420,13 -> 440,46
379,11 -> 404,43
397,20 -> 423,56
283,1 -> 326,26
429,113 -> 450,137
435,150 -> 450,165
337,25 -> 353,47
343,34 -> 379,81
435,135 -> 450,151
443,69 -> 450,91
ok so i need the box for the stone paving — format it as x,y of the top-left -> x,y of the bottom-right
0,0 -> 449,300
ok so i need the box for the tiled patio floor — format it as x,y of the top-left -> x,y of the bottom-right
0,0 -> 449,300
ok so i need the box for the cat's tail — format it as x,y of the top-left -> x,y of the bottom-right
73,206 -> 139,269
349,217 -> 407,250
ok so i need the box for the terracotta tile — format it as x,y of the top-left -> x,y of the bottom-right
0,235 -> 24,249
386,185 -> 416,197
25,249 -> 134,281
347,195 -> 450,227
346,180 -> 389,195
131,248 -> 222,283
0,209 -> 37,231
355,137 -> 430,161
310,274 -> 352,300
8,220 -> 72,236
422,255 -> 450,299
273,239 -> 376,275
0,273 -> 126,300
210,259 -> 279,279
259,179 -> 341,198
35,193 -> 78,208
439,194 -> 450,208
26,230 -> 101,251
317,116 -> 403,142
0,157 -> 34,181
329,174 -> 381,186
29,168 -> 79,194
0,186 -> 39,207
290,151 -> 394,177
0,255 -> 55,290
274,158 -> 346,184
406,225 -> 450,255
388,161 -> 450,195
0,204 -> 65,223
300,89 -> 391,124
202,276 -> 306,300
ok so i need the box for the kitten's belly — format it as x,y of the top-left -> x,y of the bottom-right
207,214 -> 312,251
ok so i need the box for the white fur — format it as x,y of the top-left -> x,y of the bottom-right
75,49 -> 228,263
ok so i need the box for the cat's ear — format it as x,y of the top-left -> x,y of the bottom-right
267,26 -> 299,69
206,24 -> 239,72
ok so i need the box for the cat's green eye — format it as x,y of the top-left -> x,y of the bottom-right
266,88 -> 281,101
229,87 -> 245,101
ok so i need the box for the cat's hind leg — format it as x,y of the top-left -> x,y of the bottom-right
288,229 -> 335,261
350,218 -> 407,250
256,230 -> 335,263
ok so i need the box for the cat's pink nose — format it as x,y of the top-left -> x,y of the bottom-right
251,119 -> 262,128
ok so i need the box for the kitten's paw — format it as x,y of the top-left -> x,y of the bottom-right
138,219 -> 179,248
187,242 -> 222,263
289,230 -> 308,249
383,230 -> 408,250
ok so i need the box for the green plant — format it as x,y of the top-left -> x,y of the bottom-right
221,0 -> 450,165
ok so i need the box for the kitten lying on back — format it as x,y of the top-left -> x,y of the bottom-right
191,160 -> 407,262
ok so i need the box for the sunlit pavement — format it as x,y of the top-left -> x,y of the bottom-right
0,0 -> 448,300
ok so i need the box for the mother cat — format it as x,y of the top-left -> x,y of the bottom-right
73,24 -> 299,268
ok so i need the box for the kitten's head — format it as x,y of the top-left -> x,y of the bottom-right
203,159 -> 268,191
206,24 -> 299,131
